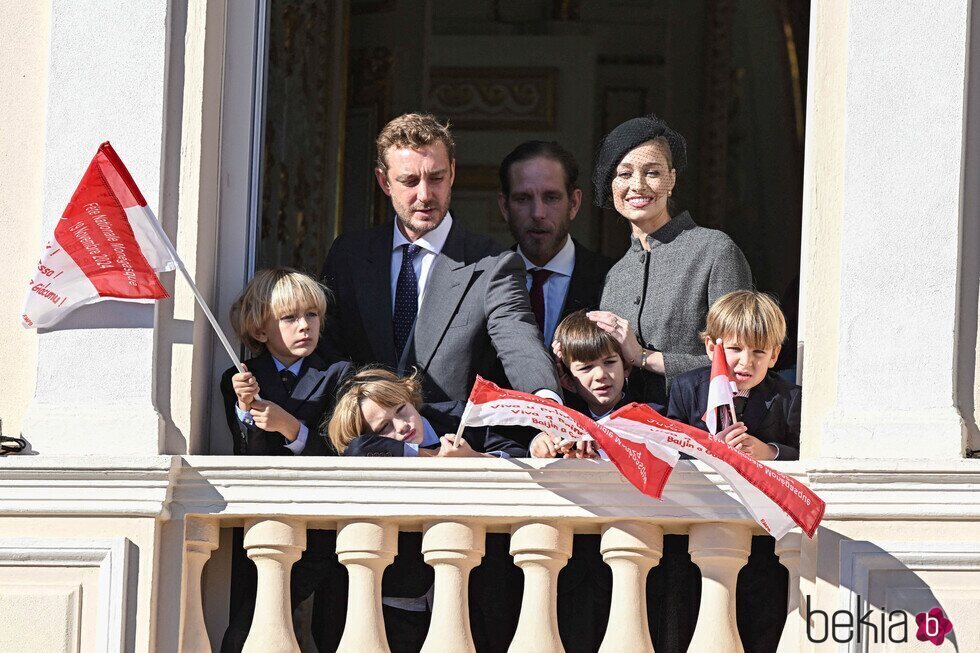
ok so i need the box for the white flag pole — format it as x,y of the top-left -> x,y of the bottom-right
140,205 -> 246,373
452,401 -> 474,448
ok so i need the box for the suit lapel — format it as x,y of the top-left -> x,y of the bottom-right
284,354 -> 328,414
559,241 -> 603,320
354,225 -> 398,366
415,223 -> 474,372
741,375 -> 777,434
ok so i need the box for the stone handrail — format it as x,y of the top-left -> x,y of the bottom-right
170,456 -> 806,652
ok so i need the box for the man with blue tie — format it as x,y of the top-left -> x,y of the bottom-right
320,114 -> 561,404
498,141 -> 613,347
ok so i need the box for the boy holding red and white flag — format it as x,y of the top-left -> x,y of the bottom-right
669,290 -> 800,461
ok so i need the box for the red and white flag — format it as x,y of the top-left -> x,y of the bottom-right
702,338 -> 737,436
22,142 -> 177,329
459,377 -> 676,499
605,402 -> 824,538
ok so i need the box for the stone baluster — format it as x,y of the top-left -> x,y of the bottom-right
508,521 -> 572,653
597,521 -> 663,653
421,520 -> 486,653
178,517 -> 220,653
242,518 -> 307,653
775,532 -> 803,653
335,520 -> 398,653
687,523 -> 751,653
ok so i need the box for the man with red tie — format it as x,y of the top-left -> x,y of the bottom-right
498,141 -> 613,347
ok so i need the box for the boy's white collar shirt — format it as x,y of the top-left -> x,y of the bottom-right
390,212 -> 454,311
235,355 -> 310,454
516,235 -> 576,346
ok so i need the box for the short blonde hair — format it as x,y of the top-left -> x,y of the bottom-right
229,268 -> 328,353
328,368 -> 423,453
376,113 -> 455,172
701,290 -> 786,351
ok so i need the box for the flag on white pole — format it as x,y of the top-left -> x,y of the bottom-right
605,402 -> 824,538
23,141 -> 245,371
702,338 -> 737,436
458,377 -> 676,499
22,142 -> 176,329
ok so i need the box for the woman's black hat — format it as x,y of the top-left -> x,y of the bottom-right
592,114 -> 688,208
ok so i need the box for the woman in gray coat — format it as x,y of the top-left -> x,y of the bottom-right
588,115 -> 752,405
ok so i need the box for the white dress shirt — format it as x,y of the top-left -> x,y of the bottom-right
235,357 -> 310,454
516,235 -> 576,346
390,212 -> 454,311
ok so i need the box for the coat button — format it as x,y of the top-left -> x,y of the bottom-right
634,296 -> 641,305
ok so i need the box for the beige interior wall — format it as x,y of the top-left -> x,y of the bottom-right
799,0 -> 847,458
0,3 -> 50,437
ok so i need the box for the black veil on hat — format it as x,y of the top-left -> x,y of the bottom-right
592,114 -> 688,208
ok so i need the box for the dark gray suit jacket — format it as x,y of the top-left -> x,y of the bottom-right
320,219 -> 560,402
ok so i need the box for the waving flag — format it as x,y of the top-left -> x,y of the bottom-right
22,142 -> 177,329
605,402 -> 824,538
702,338 -> 737,436
457,377 -> 675,499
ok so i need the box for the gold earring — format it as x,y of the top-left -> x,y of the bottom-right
668,190 -> 672,196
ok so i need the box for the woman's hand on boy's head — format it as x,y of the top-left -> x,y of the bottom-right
586,311 -> 642,364
232,365 -> 260,409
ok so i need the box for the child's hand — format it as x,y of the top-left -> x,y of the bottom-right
436,436 -> 483,457
249,399 -> 301,441
722,423 -> 777,461
232,365 -> 260,410
530,432 -> 560,458
557,439 -> 599,459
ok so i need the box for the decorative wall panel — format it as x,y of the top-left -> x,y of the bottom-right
427,67 -> 558,130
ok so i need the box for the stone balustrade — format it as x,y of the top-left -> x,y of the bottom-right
164,456 -> 808,652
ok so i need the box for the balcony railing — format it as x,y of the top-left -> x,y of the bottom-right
172,456 -> 806,652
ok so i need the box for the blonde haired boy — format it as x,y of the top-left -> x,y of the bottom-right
666,290 -> 799,460
220,267 -> 351,456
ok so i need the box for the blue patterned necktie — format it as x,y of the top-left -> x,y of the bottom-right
393,243 -> 422,355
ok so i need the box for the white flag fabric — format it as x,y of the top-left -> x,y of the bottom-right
605,402 -> 824,539
22,142 -> 177,329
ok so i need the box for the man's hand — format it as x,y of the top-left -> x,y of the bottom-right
720,422 -> 777,461
249,400 -> 301,441
232,365 -> 260,410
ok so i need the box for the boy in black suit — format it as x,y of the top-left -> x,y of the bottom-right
666,290 -> 800,652
219,268 -> 351,653
666,289 -> 800,461
221,267 -> 351,456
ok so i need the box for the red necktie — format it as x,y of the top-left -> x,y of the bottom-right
529,268 -> 554,333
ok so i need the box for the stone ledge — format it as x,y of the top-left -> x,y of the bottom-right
0,456 -> 976,526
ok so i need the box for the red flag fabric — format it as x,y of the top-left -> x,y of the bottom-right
461,377 -> 675,499
605,402 -> 824,538
702,338 -> 737,436
22,142 -> 176,328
